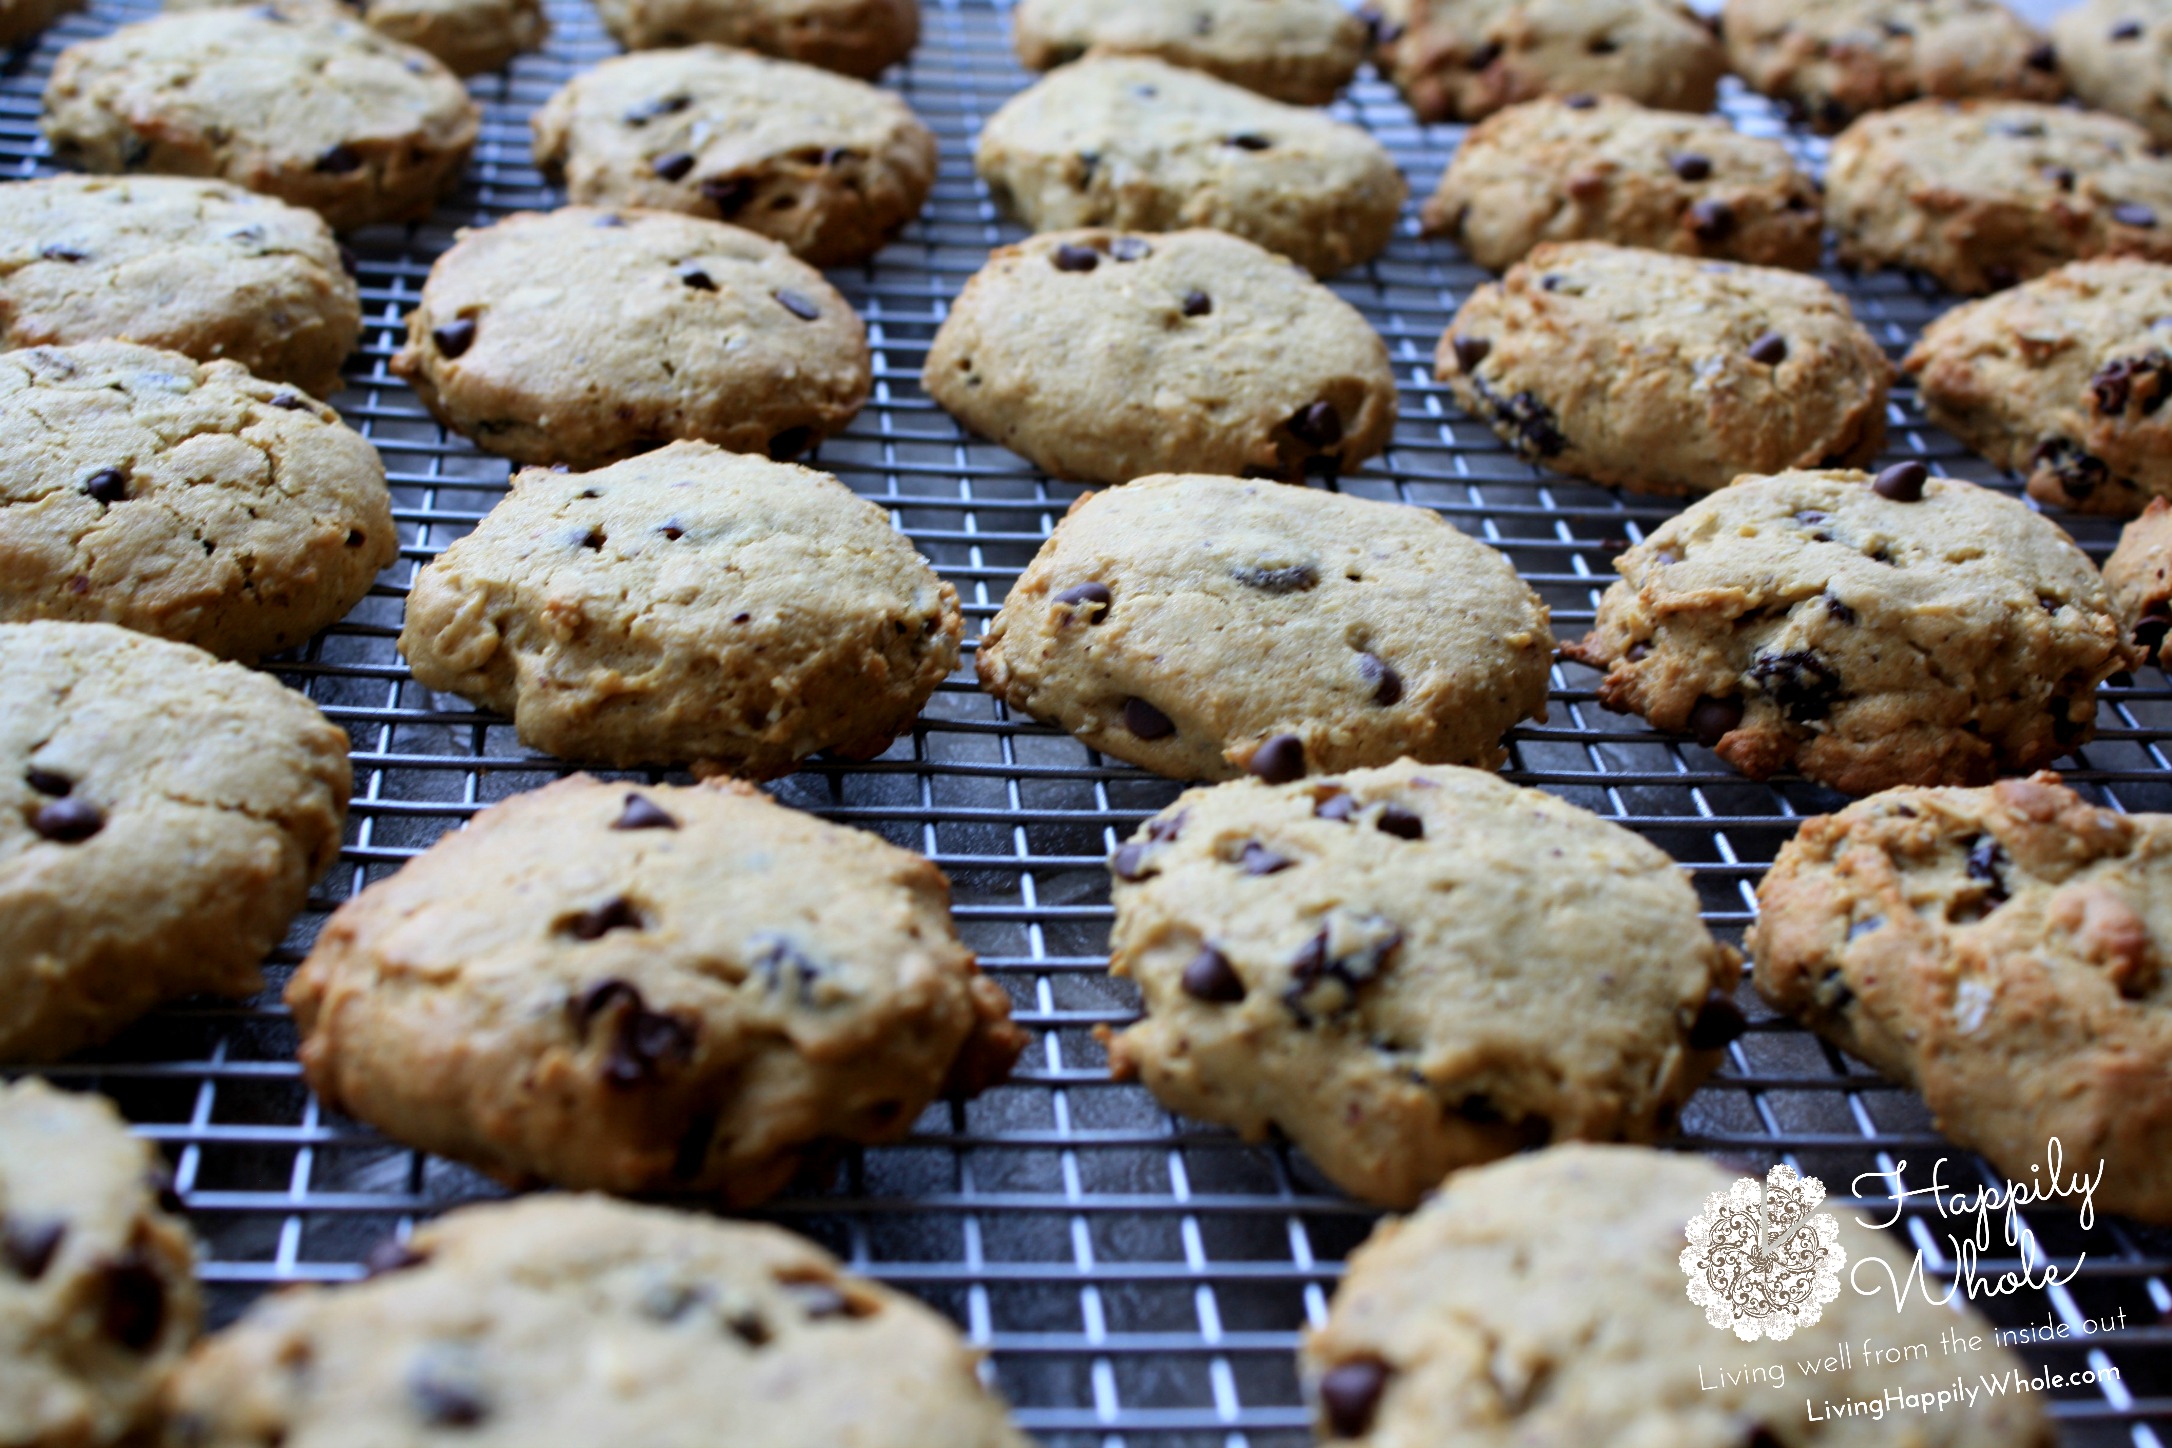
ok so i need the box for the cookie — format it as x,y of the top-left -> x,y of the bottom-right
976,475 -> 1552,782
974,57 -> 1403,279
1722,0 -> 2061,133
592,0 -> 917,79
0,175 -> 360,400
1101,762 -> 1740,1208
1904,259 -> 2172,516
286,774 -> 1025,1202
164,1195 -> 1031,1448
2055,0 -> 2172,148
2105,496 -> 2172,664
1009,0 -> 1366,105
1754,773 -> 2172,1223
0,342 -> 395,662
1561,467 -> 2136,796
0,1079 -> 201,1448
1301,1146 -> 2055,1445
166,0 -> 547,74
1421,96 -> 1822,273
388,207 -> 870,470
1438,242 -> 1891,496
923,228 -> 1396,485
40,8 -> 480,232
0,620 -> 351,1061
1367,0 -> 1726,124
1,0 -> 81,53
1826,99 -> 2172,296
531,45 -> 936,266
398,440 -> 961,772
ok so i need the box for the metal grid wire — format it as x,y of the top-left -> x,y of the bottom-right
7,1 -> 2172,1441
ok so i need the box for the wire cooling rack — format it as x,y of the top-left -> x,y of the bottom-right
7,1 -> 2172,1442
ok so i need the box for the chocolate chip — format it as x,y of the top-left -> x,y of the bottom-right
24,769 -> 70,797
1123,696 -> 1175,739
3,1217 -> 64,1280
1054,581 -> 1112,620
1149,810 -> 1187,842
1687,199 -> 1734,241
2113,18 -> 2143,39
1357,653 -> 1403,705
1182,946 -> 1246,1003
652,150 -> 696,180
1746,1424 -> 1785,1448
1466,39 -> 1500,67
1668,151 -> 1712,181
268,391 -> 308,410
680,265 -> 716,291
767,427 -> 813,460
573,526 -> 606,551
2051,698 -> 2091,747
1319,1357 -> 1391,1437
1563,92 -> 1597,108
40,243 -> 87,263
726,1307 -> 771,1344
1053,242 -> 1100,272
1248,734 -> 1306,784
408,1353 -> 490,1427
1471,377 -> 1566,456
1226,132 -> 1273,150
1823,592 -> 1856,625
2026,40 -> 2058,69
1750,649 -> 1843,723
2115,203 -> 2160,228
1688,695 -> 1743,747
1872,460 -> 1927,501
82,467 -> 128,504
314,144 -> 362,174
1747,331 -> 1788,365
1375,804 -> 1424,840
1315,790 -> 1358,822
32,797 -> 103,843
2090,353 -> 2171,414
1688,989 -> 1749,1049
2033,437 -> 2109,498
1180,289 -> 1212,316
432,318 -> 476,358
1286,401 -> 1342,450
623,93 -> 691,125
363,1238 -> 428,1277
1966,834 -> 2011,905
1109,236 -> 1152,261
1451,334 -> 1491,373
561,896 -> 642,940
98,1255 -> 166,1352
1110,842 -> 1152,880
612,793 -> 678,831
2043,164 -> 2077,191
1587,34 -> 1617,52
699,176 -> 755,214
1232,563 -> 1318,593
1241,840 -> 1295,875
2135,607 -> 2170,662
573,978 -> 696,1085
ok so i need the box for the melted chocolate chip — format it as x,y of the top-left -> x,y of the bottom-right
1241,840 -> 1294,875
1232,563 -> 1318,594
1688,695 -> 1744,748
1054,580 -> 1112,620
1287,401 -> 1343,449
363,1238 -> 428,1277
1668,151 -> 1712,181
1052,242 -> 1101,272
1357,653 -> 1403,706
679,265 -> 716,291
1181,289 -> 1212,316
24,768 -> 70,797
1375,804 -> 1424,840
1871,460 -> 1927,501
1248,734 -> 1306,784
2114,203 -> 2160,228
32,797 -> 103,844
314,144 -> 362,174
2033,437 -> 2109,499
432,318 -> 476,358
1451,334 -> 1491,373
98,1255 -> 167,1352
82,467 -> 128,504
1226,132 -> 1273,150
1688,989 -> 1749,1049
1123,697 -> 1175,739
652,150 -> 696,180
1688,198 -> 1735,241
612,793 -> 678,831
1824,592 -> 1856,625
1315,790 -> 1358,822
1319,1357 -> 1391,1437
561,895 -> 643,940
1749,650 -> 1843,723
1182,946 -> 1246,1003
3,1217 -> 64,1280
572,978 -> 696,1085
773,289 -> 821,321
1747,331 -> 1788,365
1966,834 -> 2010,906
2091,352 -> 2172,415
623,93 -> 691,125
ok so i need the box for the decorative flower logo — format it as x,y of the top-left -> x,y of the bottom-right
1681,1163 -> 1845,1342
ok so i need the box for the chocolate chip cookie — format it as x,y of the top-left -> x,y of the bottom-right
1438,242 -> 1891,496
1562,467 -> 2136,796
977,475 -> 1552,782
2106,496 -> 2172,664
0,175 -> 360,400
1904,258 -> 2172,515
531,45 -> 936,266
1755,773 -> 2172,1222
0,342 -> 396,661
1301,1146 -> 2055,1444
167,0 -> 548,74
165,1195 -> 1031,1448
1722,0 -> 2062,133
974,57 -> 1403,279
287,773 -> 1025,1202
398,441 -> 960,773
592,0 -> 917,79
0,1078 -> 201,1448
923,228 -> 1396,485
1367,0 -> 1726,124
389,207 -> 870,469
2055,0 -> 2172,148
1010,0 -> 1366,104
40,8 -> 480,232
1,620 -> 351,1061
1422,95 -> 1823,272
1826,100 -> 2172,295
1,0 -> 80,46
1102,762 -> 1741,1207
